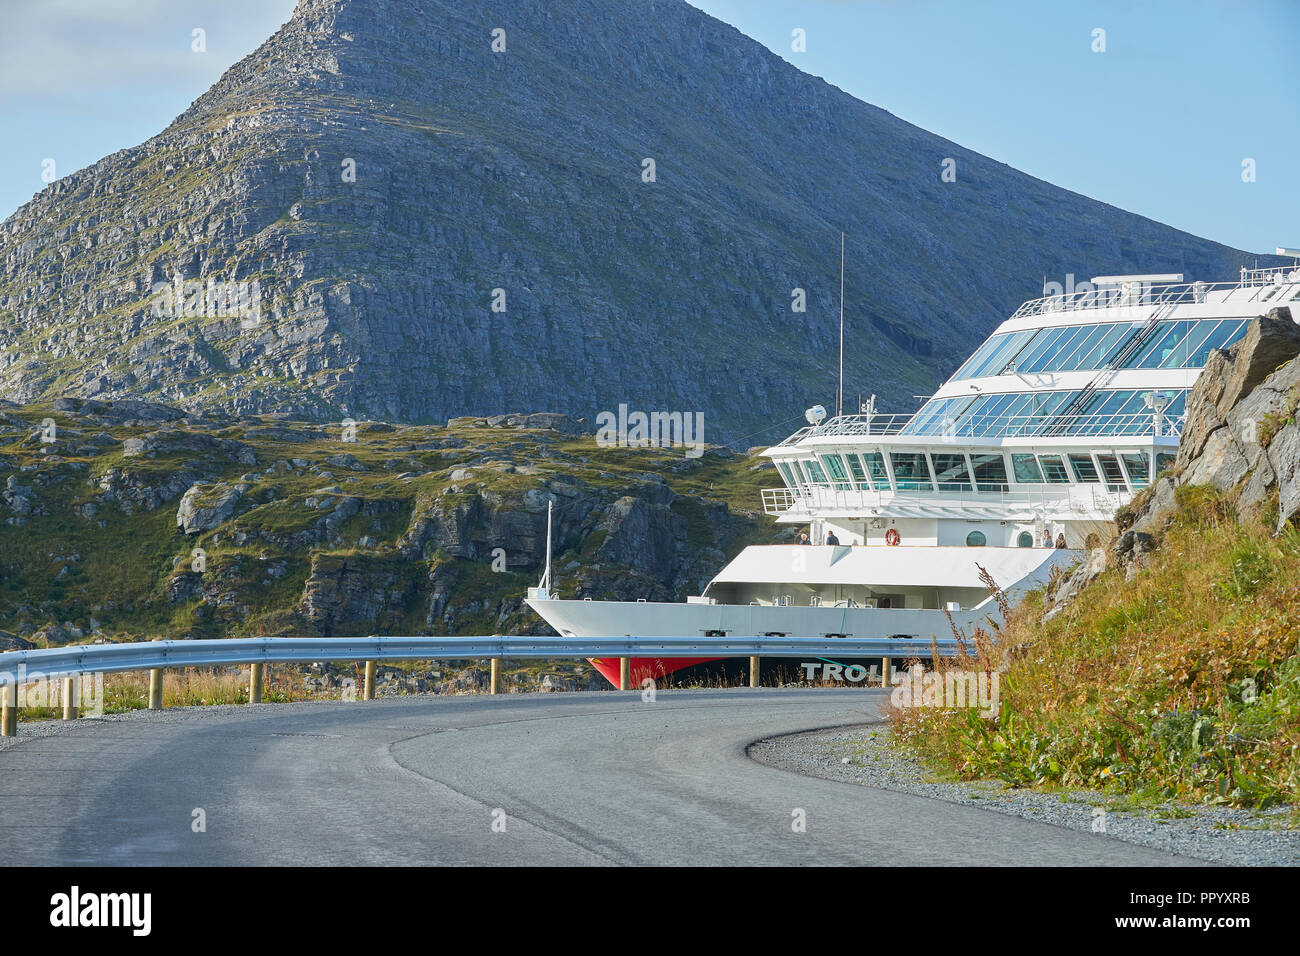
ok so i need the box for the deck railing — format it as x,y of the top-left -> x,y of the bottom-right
783,410 -> 1183,445
1010,271 -> 1300,320
762,483 -> 1126,517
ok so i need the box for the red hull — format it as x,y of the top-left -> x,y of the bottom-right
589,656 -> 724,688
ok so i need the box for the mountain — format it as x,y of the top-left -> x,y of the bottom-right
0,0 -> 1273,441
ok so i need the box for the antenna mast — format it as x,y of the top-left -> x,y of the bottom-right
838,231 -> 845,419
540,499 -> 553,594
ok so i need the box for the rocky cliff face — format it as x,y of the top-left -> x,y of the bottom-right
0,0 -> 1270,440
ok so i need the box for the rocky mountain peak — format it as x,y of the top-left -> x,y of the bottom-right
0,0 -> 1272,439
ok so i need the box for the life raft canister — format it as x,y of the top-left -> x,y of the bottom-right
885,528 -> 901,546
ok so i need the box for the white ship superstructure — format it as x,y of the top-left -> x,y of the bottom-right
528,265 -> 1300,684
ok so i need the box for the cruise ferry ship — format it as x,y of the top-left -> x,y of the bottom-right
528,264 -> 1300,687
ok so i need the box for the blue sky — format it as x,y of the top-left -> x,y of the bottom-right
1,0 -> 1295,253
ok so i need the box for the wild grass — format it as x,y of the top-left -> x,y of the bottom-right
891,485 -> 1300,810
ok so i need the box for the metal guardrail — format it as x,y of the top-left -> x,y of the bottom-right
0,634 -> 972,734
0,635 -> 969,685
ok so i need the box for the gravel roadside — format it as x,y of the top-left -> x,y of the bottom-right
749,724 -> 1300,866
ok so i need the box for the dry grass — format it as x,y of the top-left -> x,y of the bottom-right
892,485 -> 1300,809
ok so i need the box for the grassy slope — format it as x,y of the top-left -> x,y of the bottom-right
893,485 -> 1300,809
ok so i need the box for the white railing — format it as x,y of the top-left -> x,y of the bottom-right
777,413 -> 913,445
1240,265 -> 1300,287
762,482 -> 1129,517
1008,274 -> 1295,320
762,488 -> 796,513
911,410 -> 1185,440
782,410 -> 1182,445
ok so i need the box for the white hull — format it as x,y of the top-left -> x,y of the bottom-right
527,545 -> 1077,642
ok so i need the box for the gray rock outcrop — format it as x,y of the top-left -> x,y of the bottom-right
177,482 -> 246,534
1125,308 -> 1300,536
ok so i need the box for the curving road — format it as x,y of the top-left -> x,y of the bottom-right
0,688 -> 1200,866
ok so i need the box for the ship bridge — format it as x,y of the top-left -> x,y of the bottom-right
762,266 -> 1300,533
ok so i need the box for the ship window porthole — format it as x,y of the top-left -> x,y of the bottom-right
1017,531 -> 1034,548
966,531 -> 986,547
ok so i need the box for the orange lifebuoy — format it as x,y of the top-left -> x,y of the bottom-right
885,528 -> 901,546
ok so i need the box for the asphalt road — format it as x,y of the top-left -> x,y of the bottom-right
0,688 -> 1201,865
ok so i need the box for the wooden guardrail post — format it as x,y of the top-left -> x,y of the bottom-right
148,668 -> 164,710
249,662 -> 264,704
1,681 -> 16,737
880,657 -> 892,688
749,656 -> 760,688
363,660 -> 376,700
62,677 -> 76,720
489,658 -> 500,695
619,657 -> 631,691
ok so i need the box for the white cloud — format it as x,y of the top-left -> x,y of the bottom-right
0,0 -> 297,97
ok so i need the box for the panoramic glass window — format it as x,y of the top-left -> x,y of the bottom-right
1097,454 -> 1127,492
1121,452 -> 1150,488
952,329 -> 1036,380
940,318 -> 1240,393
1039,455 -> 1071,483
820,454 -> 852,490
1011,454 -> 1044,483
930,453 -> 971,492
890,452 -> 933,490
776,461 -> 800,489
859,451 -> 890,486
803,458 -> 827,485
906,387 -> 1189,439
966,530 -> 987,547
844,452 -> 870,490
1068,454 -> 1100,483
970,453 -> 1009,492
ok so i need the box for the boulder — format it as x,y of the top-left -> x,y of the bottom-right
176,482 -> 245,534
1042,548 -> 1107,624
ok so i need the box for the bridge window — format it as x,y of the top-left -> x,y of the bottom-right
1097,454 -> 1127,492
890,453 -> 934,491
1011,454 -> 1044,483
775,461 -> 800,489
971,453 -> 1009,492
1068,454 -> 1100,483
859,451 -> 889,486
844,452 -> 870,490
930,453 -> 971,492
819,454 -> 852,490
1039,455 -> 1071,483
1122,452 -> 1150,488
